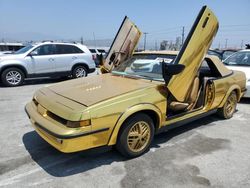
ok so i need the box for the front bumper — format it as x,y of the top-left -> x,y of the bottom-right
25,102 -> 109,153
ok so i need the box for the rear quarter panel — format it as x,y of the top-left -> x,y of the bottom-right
214,70 -> 246,109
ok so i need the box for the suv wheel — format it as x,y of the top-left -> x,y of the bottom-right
1,68 -> 25,87
72,66 -> 88,78
116,113 -> 154,158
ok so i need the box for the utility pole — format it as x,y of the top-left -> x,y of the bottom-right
225,39 -> 228,49
143,32 -> 148,51
241,40 -> 244,49
93,32 -> 96,48
155,40 -> 158,50
181,26 -> 185,46
80,37 -> 84,44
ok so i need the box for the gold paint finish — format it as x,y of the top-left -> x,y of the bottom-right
25,6 -> 247,155
168,7 -> 219,102
127,121 -> 151,152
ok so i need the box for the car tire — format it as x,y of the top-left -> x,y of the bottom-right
217,91 -> 237,119
1,67 -> 25,87
116,113 -> 155,158
72,65 -> 88,78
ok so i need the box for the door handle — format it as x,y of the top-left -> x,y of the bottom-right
49,58 -> 54,61
72,56 -> 77,59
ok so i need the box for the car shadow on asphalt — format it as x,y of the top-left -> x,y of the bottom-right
22,114 -> 222,177
24,77 -> 70,86
0,77 -> 69,87
239,98 -> 250,104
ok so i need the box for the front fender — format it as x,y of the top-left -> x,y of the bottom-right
108,103 -> 162,145
0,60 -> 28,74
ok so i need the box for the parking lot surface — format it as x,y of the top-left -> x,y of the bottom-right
0,74 -> 250,188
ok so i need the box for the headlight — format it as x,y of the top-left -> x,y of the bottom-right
32,97 -> 39,106
66,119 -> 91,128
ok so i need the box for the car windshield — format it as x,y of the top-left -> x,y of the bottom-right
112,53 -> 176,81
224,51 -> 250,66
14,45 -> 34,54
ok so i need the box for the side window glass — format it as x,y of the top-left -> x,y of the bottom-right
56,45 -> 84,54
31,45 -> 56,56
56,45 -> 64,54
239,52 -> 250,65
201,60 -> 209,68
222,51 -> 234,60
71,46 -> 84,53
89,49 -> 96,53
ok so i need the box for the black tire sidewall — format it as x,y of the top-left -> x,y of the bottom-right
116,113 -> 155,158
1,68 -> 24,87
72,66 -> 88,78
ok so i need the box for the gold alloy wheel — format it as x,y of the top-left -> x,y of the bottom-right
225,94 -> 237,117
127,121 -> 151,153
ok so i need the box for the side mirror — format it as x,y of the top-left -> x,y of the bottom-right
28,50 -> 38,56
162,63 -> 185,76
162,63 -> 185,84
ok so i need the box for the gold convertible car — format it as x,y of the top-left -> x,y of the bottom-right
25,6 -> 246,158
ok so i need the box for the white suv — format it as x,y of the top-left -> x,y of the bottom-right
0,42 -> 96,86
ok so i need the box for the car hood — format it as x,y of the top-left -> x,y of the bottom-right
47,73 -> 156,107
0,54 -> 23,61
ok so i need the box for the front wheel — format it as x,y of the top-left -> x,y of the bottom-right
72,66 -> 88,78
116,113 -> 154,158
217,91 -> 237,119
1,68 -> 25,87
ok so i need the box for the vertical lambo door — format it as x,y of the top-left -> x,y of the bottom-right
101,16 -> 142,73
164,6 -> 219,106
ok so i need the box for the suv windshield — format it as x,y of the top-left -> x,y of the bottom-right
14,45 -> 34,54
112,54 -> 176,81
224,51 -> 250,66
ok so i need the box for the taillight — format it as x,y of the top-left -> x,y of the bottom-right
92,54 -> 96,60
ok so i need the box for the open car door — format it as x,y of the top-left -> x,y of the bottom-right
100,16 -> 142,73
165,6 -> 219,102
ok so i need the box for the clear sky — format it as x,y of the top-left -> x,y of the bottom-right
0,0 -> 249,49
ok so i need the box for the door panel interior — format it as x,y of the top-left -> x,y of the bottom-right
102,16 -> 142,72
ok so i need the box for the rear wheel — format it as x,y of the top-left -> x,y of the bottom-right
1,67 -> 25,87
72,65 -> 88,78
217,91 -> 237,119
116,113 -> 154,158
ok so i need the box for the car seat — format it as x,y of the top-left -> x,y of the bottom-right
168,76 -> 201,112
